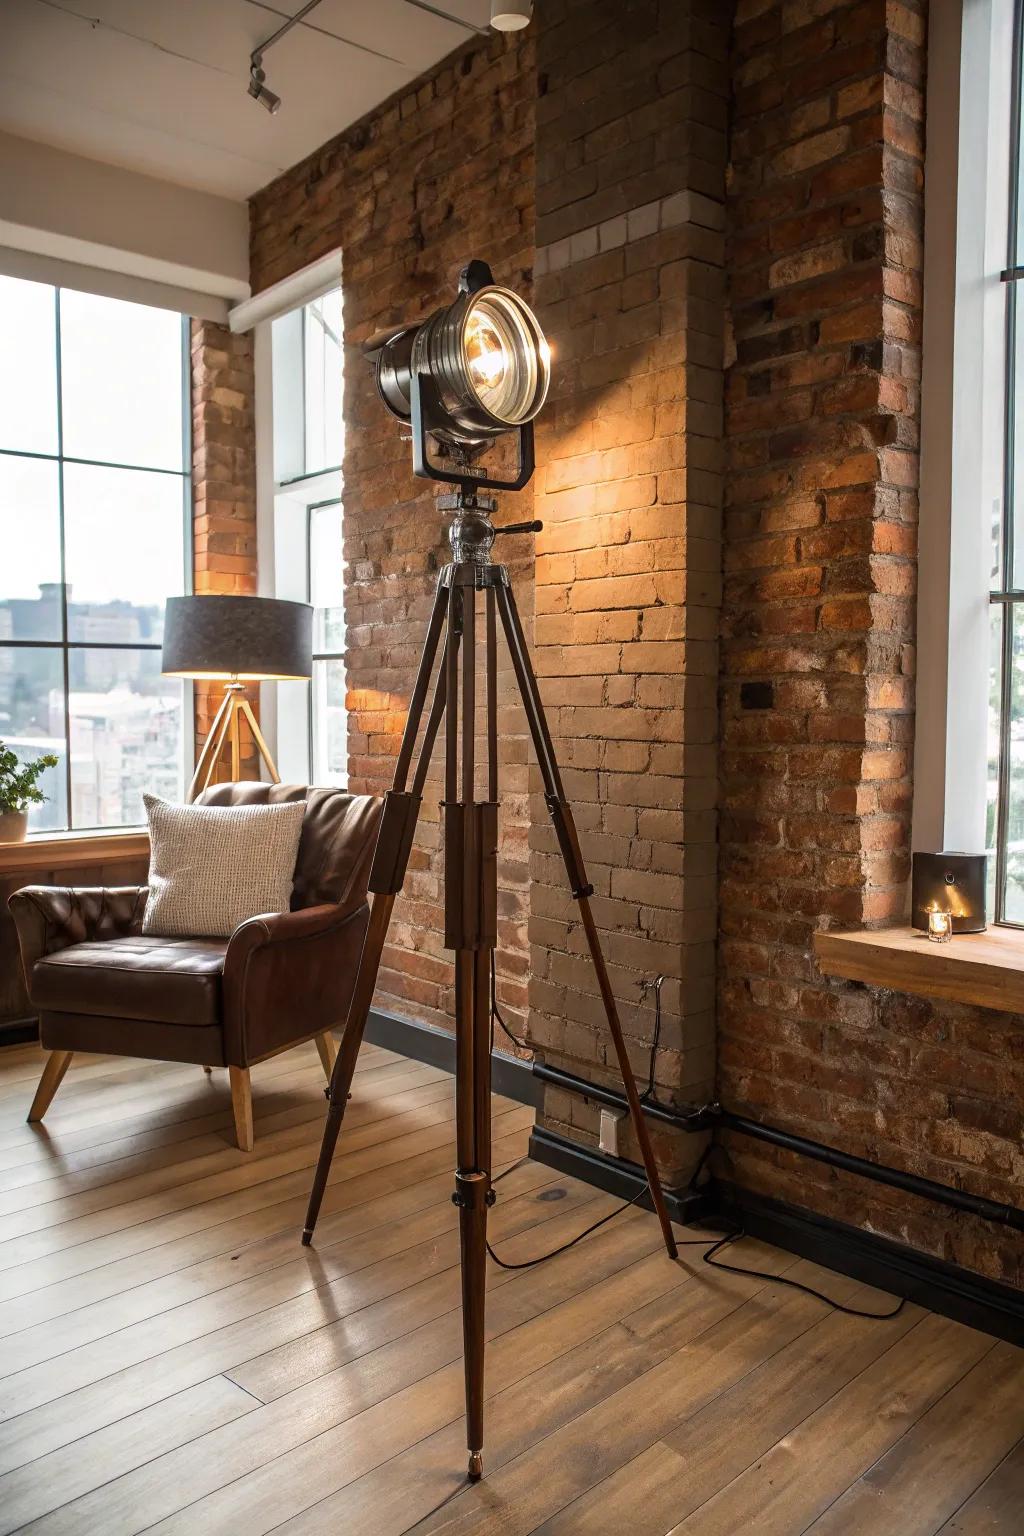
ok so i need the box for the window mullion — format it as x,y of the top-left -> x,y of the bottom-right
53,287 -> 74,834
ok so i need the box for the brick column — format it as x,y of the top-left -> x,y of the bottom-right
190,321 -> 258,780
528,0 -> 729,1179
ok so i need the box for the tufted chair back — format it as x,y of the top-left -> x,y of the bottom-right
195,783 -> 383,912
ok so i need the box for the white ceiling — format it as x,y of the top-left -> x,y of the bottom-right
0,0 -> 494,202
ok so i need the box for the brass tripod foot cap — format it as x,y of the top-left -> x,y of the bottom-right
468,1452 -> 483,1481
301,1229 -> 313,1247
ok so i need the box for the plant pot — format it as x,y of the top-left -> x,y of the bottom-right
0,810 -> 28,843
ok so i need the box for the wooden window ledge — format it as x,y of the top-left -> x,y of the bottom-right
814,924 -> 1024,1014
0,829 -> 149,877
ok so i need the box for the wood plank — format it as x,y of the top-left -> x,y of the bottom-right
0,1125 -> 535,1474
530,1278 -> 922,1535
0,1085 -> 472,1370
0,1105 -> 533,1416
814,924 -> 1024,1013
935,1440 -> 1024,1533
0,1048 -> 403,1176
356,1256 -> 894,1536
0,1042 -> 392,1154
802,1342 -> 1024,1535
661,1315 -> 995,1535
0,1114 -> 536,1386
0,1086 -> 515,1261
0,1060 -> 445,1218
144,1234 -> 798,1536
0,1079 -> 453,1344
0,1032 -> 1013,1536
0,1059 -> 442,1202
0,1375 -> 256,1534
6,1173 -> 629,1533
73,1214 -> 696,1536
0,1092 -> 499,1310
210,1241 -> 808,1536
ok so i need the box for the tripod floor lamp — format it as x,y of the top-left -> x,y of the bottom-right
162,595 -> 312,801
301,261 -> 678,1481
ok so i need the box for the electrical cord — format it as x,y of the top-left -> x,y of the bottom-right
489,952 -> 530,1052
639,975 -> 663,1104
698,1227 -> 907,1318
483,962 -> 906,1317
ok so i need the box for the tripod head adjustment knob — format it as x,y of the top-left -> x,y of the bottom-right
495,519 -> 543,537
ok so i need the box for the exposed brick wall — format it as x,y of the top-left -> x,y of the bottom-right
250,31 -> 536,1037
238,0 -> 1019,1285
190,321 -> 259,780
721,0 -> 1024,1286
529,0 -> 728,1180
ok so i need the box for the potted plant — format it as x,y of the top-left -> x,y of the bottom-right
0,742 -> 59,843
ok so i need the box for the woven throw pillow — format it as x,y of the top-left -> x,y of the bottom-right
142,794 -> 306,939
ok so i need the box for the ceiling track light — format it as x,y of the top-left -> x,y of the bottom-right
246,0 -> 326,114
248,54 -> 281,114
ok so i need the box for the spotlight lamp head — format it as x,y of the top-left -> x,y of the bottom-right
366,259 -> 550,491
248,55 -> 281,114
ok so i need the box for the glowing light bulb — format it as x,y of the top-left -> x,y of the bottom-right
466,316 -> 506,389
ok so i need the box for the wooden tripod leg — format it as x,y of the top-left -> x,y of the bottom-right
494,580 -> 678,1261
230,696 -> 241,781
240,698 -> 281,784
302,578 -> 454,1248
315,1031 -> 337,1080
27,1051 -> 73,1122
302,896 -> 393,1242
187,687 -> 234,801
458,945 -> 492,1481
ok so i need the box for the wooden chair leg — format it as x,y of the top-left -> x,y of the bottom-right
229,1066 -> 254,1152
315,1031 -> 337,1081
28,1051 -> 73,1123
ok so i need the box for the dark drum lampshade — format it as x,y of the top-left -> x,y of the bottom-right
162,595 -> 313,682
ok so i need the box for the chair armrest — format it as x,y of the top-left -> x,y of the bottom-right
8,886 -> 148,981
222,901 -> 370,1066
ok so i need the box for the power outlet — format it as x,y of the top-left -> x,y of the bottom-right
599,1106 -> 627,1158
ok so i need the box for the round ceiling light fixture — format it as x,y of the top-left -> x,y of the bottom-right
490,1 -> 533,31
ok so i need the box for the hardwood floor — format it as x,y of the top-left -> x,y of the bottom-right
0,1040 -> 1020,1535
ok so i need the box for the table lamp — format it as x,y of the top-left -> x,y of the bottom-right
162,595 -> 313,801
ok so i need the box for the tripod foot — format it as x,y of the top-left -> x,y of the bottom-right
301,1229 -> 313,1247
468,1451 -> 483,1481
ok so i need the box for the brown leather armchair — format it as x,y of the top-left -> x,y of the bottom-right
9,784 -> 382,1150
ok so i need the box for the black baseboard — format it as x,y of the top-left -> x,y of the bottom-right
365,1007 -> 540,1108
714,1180 -> 1024,1349
332,1008 -> 1024,1345
528,1123 -> 712,1229
526,1125 -> 1024,1348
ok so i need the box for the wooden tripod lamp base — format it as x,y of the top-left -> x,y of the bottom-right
187,682 -> 281,801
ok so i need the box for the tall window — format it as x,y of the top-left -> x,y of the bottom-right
990,10 -> 1024,921
270,286 -> 346,787
0,279 -> 189,832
